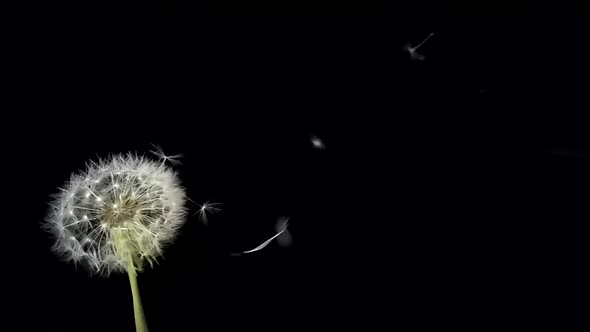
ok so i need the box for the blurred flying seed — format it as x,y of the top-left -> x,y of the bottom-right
275,217 -> 292,248
403,32 -> 435,61
232,217 -> 291,256
311,136 -> 325,150
549,148 -> 590,158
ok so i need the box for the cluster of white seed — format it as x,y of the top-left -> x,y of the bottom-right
45,153 -> 187,276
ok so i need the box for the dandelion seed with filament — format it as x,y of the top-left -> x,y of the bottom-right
232,217 -> 291,255
194,201 -> 222,224
403,32 -> 435,61
149,144 -> 184,165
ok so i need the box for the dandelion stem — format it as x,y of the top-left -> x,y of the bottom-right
127,262 -> 149,332
114,227 -> 149,332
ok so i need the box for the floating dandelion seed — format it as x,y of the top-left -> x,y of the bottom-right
194,201 -> 222,224
311,136 -> 325,150
232,217 -> 291,256
44,152 -> 188,332
403,32 -> 435,61
275,217 -> 292,248
149,144 -> 184,165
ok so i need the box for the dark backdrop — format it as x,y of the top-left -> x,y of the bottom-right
3,5 -> 581,332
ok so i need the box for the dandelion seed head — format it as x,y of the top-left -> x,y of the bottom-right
44,153 -> 188,276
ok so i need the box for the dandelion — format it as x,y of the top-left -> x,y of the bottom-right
44,152 -> 188,332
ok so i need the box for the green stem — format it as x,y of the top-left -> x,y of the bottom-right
110,227 -> 149,332
127,264 -> 149,332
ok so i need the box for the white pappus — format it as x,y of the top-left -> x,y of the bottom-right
194,201 -> 222,225
44,152 -> 188,276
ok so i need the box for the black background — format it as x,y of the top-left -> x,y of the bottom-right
2,4 -> 585,331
